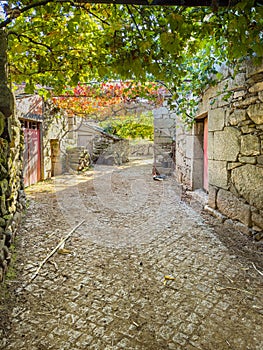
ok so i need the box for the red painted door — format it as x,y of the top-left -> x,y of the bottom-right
203,117 -> 208,192
23,127 -> 41,186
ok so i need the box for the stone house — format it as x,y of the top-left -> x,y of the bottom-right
154,59 -> 263,237
15,93 -> 78,184
16,94 -> 130,183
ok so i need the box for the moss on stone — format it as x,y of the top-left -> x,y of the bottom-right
0,112 -> 5,137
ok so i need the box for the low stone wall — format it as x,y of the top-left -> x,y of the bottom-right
0,30 -> 25,281
92,134 -> 129,166
129,140 -> 153,157
67,136 -> 129,171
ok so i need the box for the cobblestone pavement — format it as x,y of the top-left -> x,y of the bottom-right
1,158 -> 263,350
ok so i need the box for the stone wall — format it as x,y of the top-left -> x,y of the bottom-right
129,140 -> 154,158
92,133 -> 129,166
174,119 -> 194,189
153,99 -> 176,175
66,137 -> 129,171
206,60 -> 263,236
73,121 -> 130,168
0,30 -> 25,281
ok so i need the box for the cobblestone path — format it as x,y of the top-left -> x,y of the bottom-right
1,158 -> 263,350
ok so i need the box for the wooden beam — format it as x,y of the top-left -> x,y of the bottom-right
72,0 -> 242,6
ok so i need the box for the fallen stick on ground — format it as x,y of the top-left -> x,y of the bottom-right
216,286 -> 254,296
251,262 -> 263,277
30,220 -> 85,282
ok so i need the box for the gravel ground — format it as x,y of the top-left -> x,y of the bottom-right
1,157 -> 262,350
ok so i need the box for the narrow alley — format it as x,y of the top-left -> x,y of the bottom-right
1,158 -> 262,350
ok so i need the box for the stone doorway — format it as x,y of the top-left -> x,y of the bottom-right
192,115 -> 208,192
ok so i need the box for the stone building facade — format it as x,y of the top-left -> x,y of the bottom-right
154,59 -> 263,237
203,61 -> 263,237
17,95 -> 132,178
15,94 -> 78,181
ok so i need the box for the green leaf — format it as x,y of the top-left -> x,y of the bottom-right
71,73 -> 80,86
1,0 -> 262,127
24,82 -> 35,94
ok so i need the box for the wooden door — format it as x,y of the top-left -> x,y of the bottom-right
23,125 -> 41,186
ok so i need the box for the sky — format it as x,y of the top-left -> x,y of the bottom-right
0,2 -> 5,20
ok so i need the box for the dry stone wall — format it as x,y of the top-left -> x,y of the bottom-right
92,133 -> 129,166
0,30 -> 25,281
67,133 -> 129,171
129,140 -> 153,158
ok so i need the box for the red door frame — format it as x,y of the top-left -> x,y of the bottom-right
203,117 -> 208,192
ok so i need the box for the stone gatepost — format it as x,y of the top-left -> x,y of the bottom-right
153,99 -> 176,175
0,29 -> 25,281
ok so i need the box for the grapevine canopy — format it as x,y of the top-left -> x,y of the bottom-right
1,0 -> 263,122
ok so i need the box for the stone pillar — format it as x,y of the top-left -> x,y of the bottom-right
153,99 -> 176,175
0,29 -> 25,281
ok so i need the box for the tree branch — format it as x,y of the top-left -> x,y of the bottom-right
0,0 -> 54,29
75,4 -> 110,26
8,31 -> 53,52
126,5 -> 144,40
0,0 -> 250,29
59,114 -> 85,141
60,0 -> 240,6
